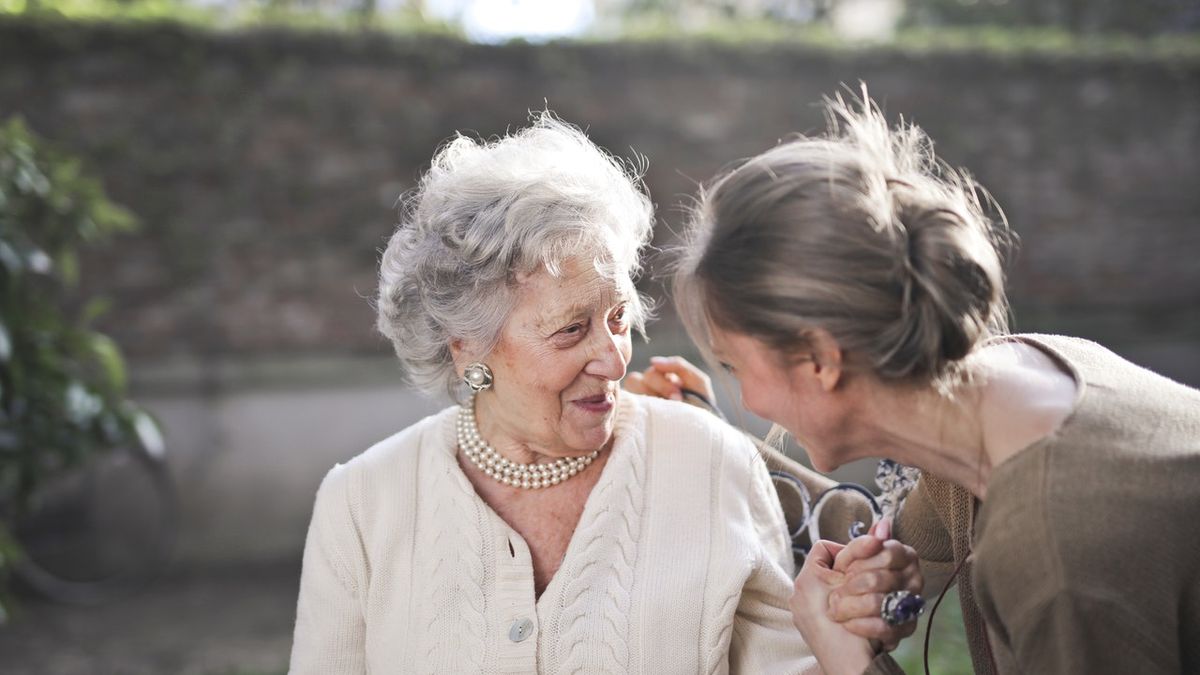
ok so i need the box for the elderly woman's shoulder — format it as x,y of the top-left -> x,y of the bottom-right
629,393 -> 760,463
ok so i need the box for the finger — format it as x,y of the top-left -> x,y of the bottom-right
832,534 -> 885,573
799,540 -> 847,586
802,540 -> 845,571
905,564 -> 924,594
845,539 -> 915,574
623,371 -> 649,395
841,563 -> 923,596
648,356 -> 713,396
845,540 -> 917,574
839,569 -> 909,596
868,516 -> 892,541
840,617 -> 919,645
828,591 -> 886,623
640,367 -> 684,401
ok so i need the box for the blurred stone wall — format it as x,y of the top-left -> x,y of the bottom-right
2,19 -> 1197,563
3,20 -> 1198,368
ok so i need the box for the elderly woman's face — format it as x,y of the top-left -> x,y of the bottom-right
478,256 -> 633,457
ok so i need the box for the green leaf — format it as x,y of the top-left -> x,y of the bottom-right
89,333 -> 127,392
81,297 -> 112,324
56,249 -> 78,287
14,165 -> 50,197
93,200 -> 137,234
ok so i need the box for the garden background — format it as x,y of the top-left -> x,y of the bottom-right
1,1 -> 1197,672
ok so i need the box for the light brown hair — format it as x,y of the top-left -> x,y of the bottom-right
675,90 -> 1012,387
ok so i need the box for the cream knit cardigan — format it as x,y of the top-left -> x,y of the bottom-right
289,393 -> 819,674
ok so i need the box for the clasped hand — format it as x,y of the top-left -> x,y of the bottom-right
792,518 -> 923,674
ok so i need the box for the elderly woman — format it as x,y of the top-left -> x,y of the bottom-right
288,116 -> 921,673
671,92 -> 1200,674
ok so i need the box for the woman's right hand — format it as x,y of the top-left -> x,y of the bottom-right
827,518 -> 923,651
792,518 -> 922,673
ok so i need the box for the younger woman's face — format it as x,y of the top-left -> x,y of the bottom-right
707,326 -> 851,472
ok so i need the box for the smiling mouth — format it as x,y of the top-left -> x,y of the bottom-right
572,392 -> 616,412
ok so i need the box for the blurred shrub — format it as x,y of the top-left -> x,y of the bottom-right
0,0 -> 457,32
0,117 -> 162,622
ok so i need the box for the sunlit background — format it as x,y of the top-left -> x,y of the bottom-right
0,0 -> 1197,672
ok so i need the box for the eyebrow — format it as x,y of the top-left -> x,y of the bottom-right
537,303 -> 592,331
536,293 -> 631,332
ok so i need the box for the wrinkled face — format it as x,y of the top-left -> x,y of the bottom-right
708,326 -> 849,472
473,256 -> 633,457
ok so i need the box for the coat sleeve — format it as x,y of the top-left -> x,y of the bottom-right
727,454 -> 823,675
893,475 -> 959,596
289,463 -> 368,675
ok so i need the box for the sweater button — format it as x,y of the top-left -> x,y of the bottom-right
509,617 -> 534,643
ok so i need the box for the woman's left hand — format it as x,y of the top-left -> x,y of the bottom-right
791,519 -> 922,673
624,356 -> 715,409
790,541 -> 878,675
826,518 -> 924,651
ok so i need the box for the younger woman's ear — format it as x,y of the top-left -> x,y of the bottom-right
807,328 -> 843,392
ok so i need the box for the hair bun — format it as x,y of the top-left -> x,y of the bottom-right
879,199 -> 1004,379
675,88 -> 1012,390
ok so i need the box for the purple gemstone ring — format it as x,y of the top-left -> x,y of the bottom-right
880,590 -> 925,626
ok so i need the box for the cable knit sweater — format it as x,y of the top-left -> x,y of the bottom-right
289,393 -> 819,674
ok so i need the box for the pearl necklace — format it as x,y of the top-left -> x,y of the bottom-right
456,396 -> 600,490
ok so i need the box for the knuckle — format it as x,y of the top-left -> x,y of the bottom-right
861,571 -> 881,589
875,572 -> 899,592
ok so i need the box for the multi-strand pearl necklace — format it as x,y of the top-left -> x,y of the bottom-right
456,396 -> 599,490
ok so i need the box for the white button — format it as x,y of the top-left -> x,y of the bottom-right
509,617 -> 534,643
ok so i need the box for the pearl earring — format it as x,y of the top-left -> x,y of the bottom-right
462,362 -> 494,392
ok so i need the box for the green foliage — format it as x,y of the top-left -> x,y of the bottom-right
606,0 -> 1199,39
0,0 -> 1195,61
592,15 -> 1200,63
0,116 -> 161,621
0,0 -> 216,23
0,0 -> 459,34
904,0 -> 1197,36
